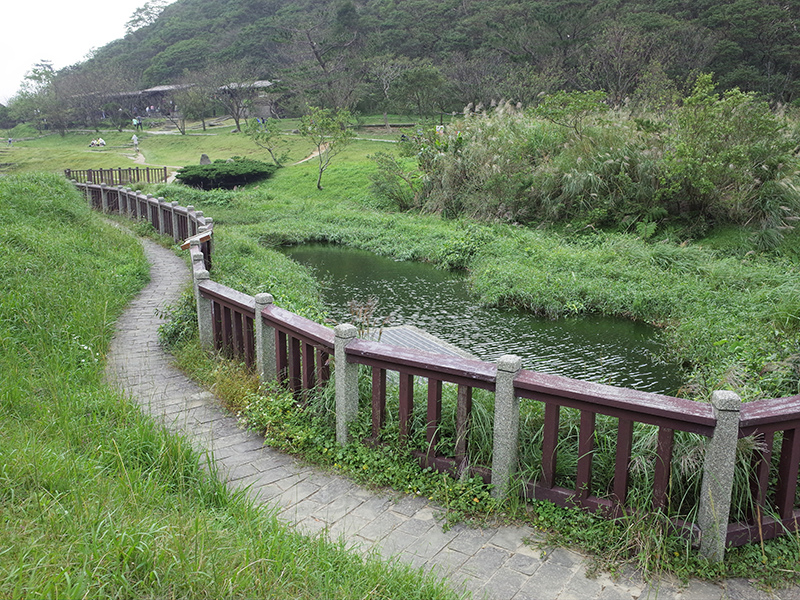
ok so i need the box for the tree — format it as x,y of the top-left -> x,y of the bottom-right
267,1 -> 368,109
298,106 -> 354,190
125,0 -> 170,34
368,54 -> 414,130
243,117 -> 289,166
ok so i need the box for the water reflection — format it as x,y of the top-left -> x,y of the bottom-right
284,244 -> 685,395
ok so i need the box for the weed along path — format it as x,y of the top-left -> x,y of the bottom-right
105,236 -> 784,600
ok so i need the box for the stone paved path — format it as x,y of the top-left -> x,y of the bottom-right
106,237 -> 799,600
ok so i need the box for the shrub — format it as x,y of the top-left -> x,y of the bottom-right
175,157 -> 277,190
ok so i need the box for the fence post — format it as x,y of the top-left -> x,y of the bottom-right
99,183 -> 109,213
698,390 -> 742,562
170,201 -> 179,243
334,323 -> 359,446
254,293 -> 277,382
491,354 -> 523,500
194,268 -> 214,350
187,205 -> 196,235
146,195 -> 154,226
157,198 -> 166,235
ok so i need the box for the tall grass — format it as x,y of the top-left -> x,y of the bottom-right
0,173 -> 462,600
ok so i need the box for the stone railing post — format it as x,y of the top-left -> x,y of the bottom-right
194,268 -> 213,350
698,390 -> 742,562
491,354 -> 523,500
254,293 -> 277,382
146,194 -> 155,226
187,205 -> 196,235
157,198 -> 166,235
170,201 -> 179,243
100,183 -> 109,213
334,324 -> 359,446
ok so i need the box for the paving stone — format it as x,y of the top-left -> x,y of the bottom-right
776,585 -> 800,600
327,513 -> 371,540
273,480 -> 321,507
542,546 -> 584,569
725,579 -> 775,600
426,547 -> 470,577
504,551 -> 544,576
488,525 -> 536,552
462,546 -> 512,579
374,528 -> 419,558
396,516 -> 436,538
279,497 -> 321,522
105,236 -> 800,600
404,525 -> 458,560
349,494 -> 392,521
310,477 -> 357,504
484,566 -> 530,599
390,495 -> 429,516
356,510 -> 405,542
446,525 -> 495,555
516,561 -> 574,599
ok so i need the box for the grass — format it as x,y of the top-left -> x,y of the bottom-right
0,172 -> 463,599
4,119 -> 800,589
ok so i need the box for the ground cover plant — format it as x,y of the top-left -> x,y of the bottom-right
0,173 -> 463,600
5,99 -> 800,588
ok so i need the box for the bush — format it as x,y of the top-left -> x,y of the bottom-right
175,157 -> 277,190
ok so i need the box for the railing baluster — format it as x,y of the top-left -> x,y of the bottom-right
398,373 -> 414,445
749,432 -> 773,523
541,403 -> 560,488
576,410 -> 596,503
426,379 -> 443,466
653,427 -> 675,511
289,335 -> 302,396
244,315 -> 255,369
775,427 -> 800,519
370,367 -> 387,442
613,419 -> 634,507
455,384 -> 473,470
276,331 -> 288,383
302,342 -> 315,398
317,349 -> 330,385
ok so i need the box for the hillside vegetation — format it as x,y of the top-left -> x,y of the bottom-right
6,0 -> 800,131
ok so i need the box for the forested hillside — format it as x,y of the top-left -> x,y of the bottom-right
32,0 -> 800,115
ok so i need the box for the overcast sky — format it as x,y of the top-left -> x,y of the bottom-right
1,0 -> 175,105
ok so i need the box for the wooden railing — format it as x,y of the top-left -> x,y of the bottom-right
65,166 -> 169,185
73,181 -> 212,270
75,177 -> 799,559
186,241 -> 800,557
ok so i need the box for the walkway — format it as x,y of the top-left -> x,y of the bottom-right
105,237 -> 794,600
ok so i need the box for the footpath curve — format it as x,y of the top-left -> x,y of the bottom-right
105,236 -> 791,600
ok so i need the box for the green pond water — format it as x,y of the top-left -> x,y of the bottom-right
285,244 -> 685,395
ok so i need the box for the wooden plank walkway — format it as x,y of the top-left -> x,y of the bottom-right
371,325 -> 477,360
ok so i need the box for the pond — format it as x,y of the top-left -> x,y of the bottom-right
284,244 -> 685,395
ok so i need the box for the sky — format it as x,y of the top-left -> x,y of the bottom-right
0,0 -> 173,105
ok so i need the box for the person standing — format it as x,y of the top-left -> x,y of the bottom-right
131,134 -> 139,152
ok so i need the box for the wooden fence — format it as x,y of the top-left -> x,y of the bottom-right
65,166 -> 169,185
75,180 -> 799,560
73,181 -> 212,270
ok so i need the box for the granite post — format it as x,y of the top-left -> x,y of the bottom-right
491,354 -> 523,500
698,390 -> 742,561
334,324 -> 359,446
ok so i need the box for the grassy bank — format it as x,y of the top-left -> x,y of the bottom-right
0,173 -> 461,599
4,121 -> 800,586
152,156 -> 800,404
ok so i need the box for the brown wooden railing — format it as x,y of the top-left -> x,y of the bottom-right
72,181 -> 212,269
76,177 -> 799,558
188,246 -> 800,554
65,166 -> 169,185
